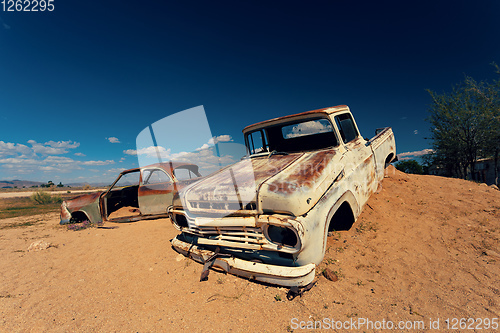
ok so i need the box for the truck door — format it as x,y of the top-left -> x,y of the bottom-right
334,113 -> 378,204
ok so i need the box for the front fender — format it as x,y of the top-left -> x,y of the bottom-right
60,192 -> 103,224
294,184 -> 359,266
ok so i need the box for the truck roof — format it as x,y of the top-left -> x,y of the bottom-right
242,105 -> 350,134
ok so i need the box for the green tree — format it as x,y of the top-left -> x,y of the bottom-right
461,65 -> 500,184
395,160 -> 424,174
485,63 -> 500,185
427,75 -> 497,180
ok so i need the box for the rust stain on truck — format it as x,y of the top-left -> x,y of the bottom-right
170,105 -> 396,286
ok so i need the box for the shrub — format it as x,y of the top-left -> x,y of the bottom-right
30,191 -> 63,204
30,191 -> 52,204
395,160 -> 424,174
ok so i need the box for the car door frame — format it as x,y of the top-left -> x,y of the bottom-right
138,166 -> 175,216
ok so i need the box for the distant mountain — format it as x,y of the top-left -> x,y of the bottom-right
0,180 -> 44,188
65,182 -> 111,188
0,180 -> 110,189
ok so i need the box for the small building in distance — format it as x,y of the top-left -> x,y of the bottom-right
472,157 -> 499,185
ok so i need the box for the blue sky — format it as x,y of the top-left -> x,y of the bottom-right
1,1 -> 499,184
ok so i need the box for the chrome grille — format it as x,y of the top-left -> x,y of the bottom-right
186,225 -> 266,246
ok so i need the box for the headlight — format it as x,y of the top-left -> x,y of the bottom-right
266,225 -> 298,247
171,213 -> 188,228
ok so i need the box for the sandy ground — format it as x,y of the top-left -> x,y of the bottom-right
0,190 -> 107,199
1,167 -> 499,332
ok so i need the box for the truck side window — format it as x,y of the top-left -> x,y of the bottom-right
246,130 -> 268,155
335,113 -> 359,144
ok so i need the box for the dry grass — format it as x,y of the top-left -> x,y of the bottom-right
0,194 -> 74,220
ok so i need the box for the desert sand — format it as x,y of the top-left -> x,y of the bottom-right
1,167 -> 499,332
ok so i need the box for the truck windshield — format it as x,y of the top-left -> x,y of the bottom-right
246,118 -> 338,154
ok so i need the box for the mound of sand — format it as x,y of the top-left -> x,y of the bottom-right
0,167 -> 499,331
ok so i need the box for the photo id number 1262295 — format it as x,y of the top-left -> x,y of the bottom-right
2,0 -> 54,11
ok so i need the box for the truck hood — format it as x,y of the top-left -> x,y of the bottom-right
181,148 -> 344,216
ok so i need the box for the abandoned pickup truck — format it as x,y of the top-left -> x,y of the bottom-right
60,162 -> 202,224
169,105 -> 396,286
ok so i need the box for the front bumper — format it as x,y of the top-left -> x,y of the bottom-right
171,235 -> 316,287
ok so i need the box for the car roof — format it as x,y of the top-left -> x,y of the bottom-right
120,162 -> 199,176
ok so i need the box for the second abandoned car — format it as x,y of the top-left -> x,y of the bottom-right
60,162 -> 202,224
170,105 -> 396,286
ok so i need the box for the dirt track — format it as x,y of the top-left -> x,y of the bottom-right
0,189 -> 107,199
0,167 -> 499,332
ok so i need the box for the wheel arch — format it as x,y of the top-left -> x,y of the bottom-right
385,152 -> 396,167
70,210 -> 92,223
321,191 -> 359,255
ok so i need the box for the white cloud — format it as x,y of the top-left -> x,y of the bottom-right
44,156 -> 76,164
124,146 -> 171,159
0,155 -> 83,174
39,166 -> 59,171
107,167 -> 128,174
0,141 -> 32,158
81,160 -> 114,166
194,135 -> 234,151
128,135 -> 233,157
123,149 -> 137,156
127,144 -> 237,175
124,134 -> 239,176
107,137 -> 121,144
1,165 -> 35,174
45,140 -> 80,149
28,140 -> 80,155
195,143 -> 211,151
397,149 -> 434,158
208,135 -> 233,145
0,157 -> 41,165
0,140 -> 115,176
165,148 -> 236,175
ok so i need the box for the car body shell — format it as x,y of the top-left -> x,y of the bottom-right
60,162 -> 202,224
